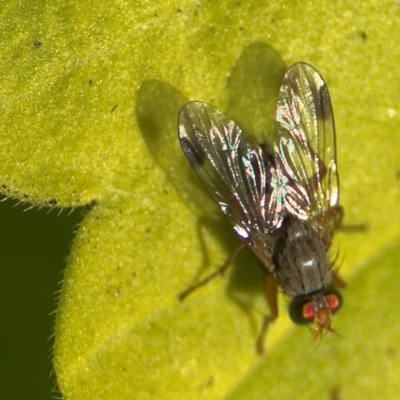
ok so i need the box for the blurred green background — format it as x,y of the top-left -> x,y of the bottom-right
0,198 -> 84,399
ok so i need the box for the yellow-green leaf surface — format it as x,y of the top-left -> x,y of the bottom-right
1,1 -> 400,399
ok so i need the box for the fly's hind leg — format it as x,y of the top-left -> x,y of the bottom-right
178,242 -> 246,301
256,273 -> 279,355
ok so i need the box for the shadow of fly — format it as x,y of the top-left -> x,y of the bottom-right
178,62 -> 347,354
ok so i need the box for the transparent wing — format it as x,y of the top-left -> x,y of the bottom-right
272,63 -> 339,224
178,101 -> 275,241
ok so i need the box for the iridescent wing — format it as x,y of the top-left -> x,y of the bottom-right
178,101 -> 276,241
272,63 -> 339,226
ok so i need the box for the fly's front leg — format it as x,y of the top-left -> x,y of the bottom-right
256,273 -> 279,355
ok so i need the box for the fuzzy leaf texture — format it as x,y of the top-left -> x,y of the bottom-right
1,1 -> 400,399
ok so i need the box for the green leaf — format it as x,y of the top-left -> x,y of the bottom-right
1,1 -> 400,399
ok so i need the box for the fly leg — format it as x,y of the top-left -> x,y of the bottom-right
324,204 -> 365,231
332,270 -> 347,289
256,273 -> 278,355
335,206 -> 366,232
313,205 -> 366,249
178,242 -> 246,301
320,204 -> 344,230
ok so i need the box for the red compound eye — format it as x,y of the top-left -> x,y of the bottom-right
326,294 -> 340,311
302,302 -> 315,320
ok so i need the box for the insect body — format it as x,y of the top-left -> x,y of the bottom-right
178,63 -> 345,352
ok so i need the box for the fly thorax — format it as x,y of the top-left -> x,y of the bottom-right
273,218 -> 333,296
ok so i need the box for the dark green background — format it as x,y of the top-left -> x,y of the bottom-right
0,199 -> 84,399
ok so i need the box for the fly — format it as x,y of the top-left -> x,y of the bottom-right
177,62 -> 346,353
